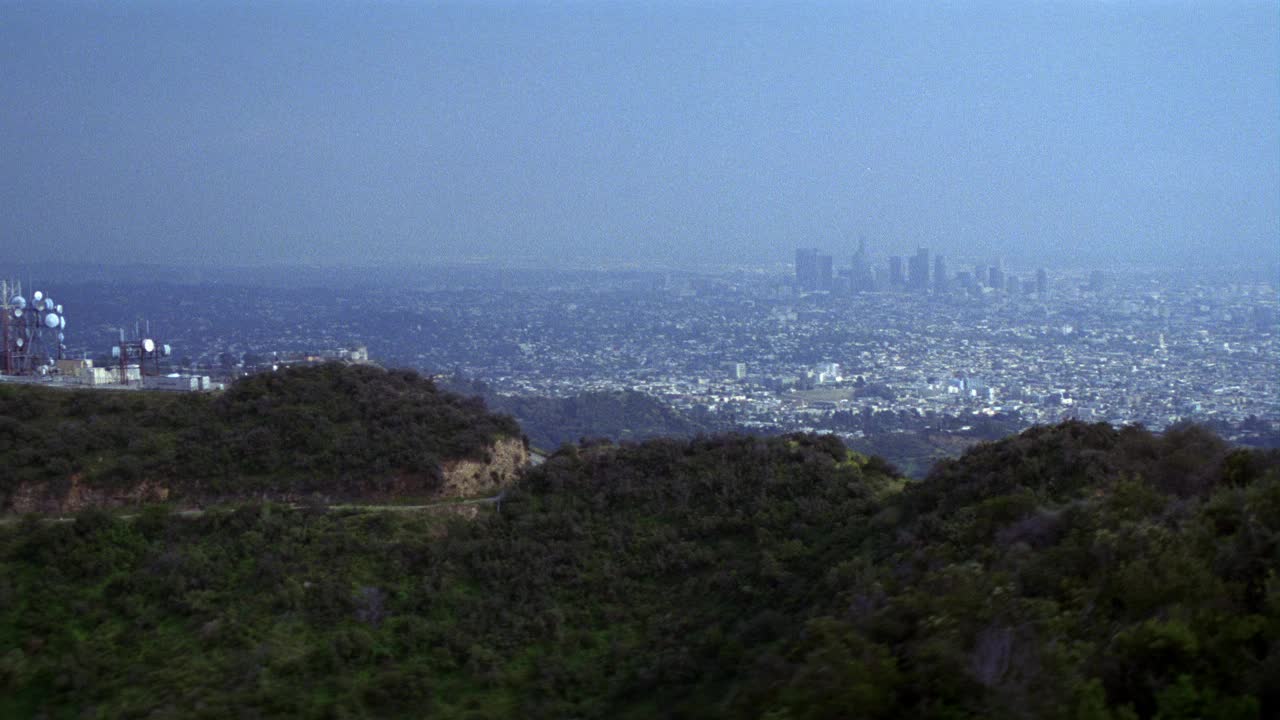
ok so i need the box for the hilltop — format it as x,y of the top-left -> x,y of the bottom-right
0,364 -> 525,513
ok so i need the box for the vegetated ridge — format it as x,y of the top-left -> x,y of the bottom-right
0,363 -> 525,513
441,373 -> 1032,478
1,403 -> 1277,718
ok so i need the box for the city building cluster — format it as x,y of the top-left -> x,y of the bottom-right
796,243 -> 1048,298
367,265 -> 1277,443
18,264 -> 1278,442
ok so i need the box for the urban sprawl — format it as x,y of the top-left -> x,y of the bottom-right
5,254 -> 1278,447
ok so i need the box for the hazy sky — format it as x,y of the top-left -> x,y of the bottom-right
2,1 -> 1276,269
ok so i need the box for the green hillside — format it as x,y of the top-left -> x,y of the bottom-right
0,364 -> 522,511
2,420 -> 1277,718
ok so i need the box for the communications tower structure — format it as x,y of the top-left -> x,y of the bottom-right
111,325 -> 171,385
1,280 -> 13,375
2,280 -> 68,375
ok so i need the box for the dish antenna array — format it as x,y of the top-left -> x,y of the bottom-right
111,321 -> 172,385
2,280 -> 68,375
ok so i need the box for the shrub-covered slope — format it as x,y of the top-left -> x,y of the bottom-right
0,364 -> 522,510
2,422 -> 1278,719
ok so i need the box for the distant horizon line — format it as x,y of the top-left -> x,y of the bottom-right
7,256 -> 1277,276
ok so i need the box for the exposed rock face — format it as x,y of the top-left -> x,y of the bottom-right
9,475 -> 171,515
439,436 -> 528,498
4,435 -> 528,514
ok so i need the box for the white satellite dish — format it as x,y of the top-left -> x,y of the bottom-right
55,304 -> 62,314
32,290 -> 43,302
59,316 -> 66,329
43,298 -> 54,311
44,313 -> 59,329
143,338 -> 156,353
15,338 -> 24,348
12,308 -> 21,318
111,346 -> 121,358
10,296 -> 24,309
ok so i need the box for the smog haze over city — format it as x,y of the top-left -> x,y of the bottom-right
2,1 -> 1277,271
7,4 -> 1280,716
1,1 -> 1278,469
7,7 -> 1280,712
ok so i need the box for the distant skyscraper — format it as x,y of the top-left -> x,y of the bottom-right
908,247 -> 930,291
835,268 -> 853,295
795,248 -> 819,291
933,255 -> 947,294
795,248 -> 834,292
817,253 -> 834,291
1036,268 -> 1048,295
889,256 -> 905,287
851,238 -> 874,292
989,266 -> 1004,292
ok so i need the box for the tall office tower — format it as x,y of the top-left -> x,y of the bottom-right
974,263 -> 987,286
889,256 -> 905,287
988,265 -> 1004,292
817,253 -> 834,291
1007,275 -> 1020,294
795,248 -> 819,291
835,268 -> 851,294
908,247 -> 930,291
853,238 -> 867,265
851,238 -> 875,292
933,255 -> 947,294
1036,268 -> 1048,295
